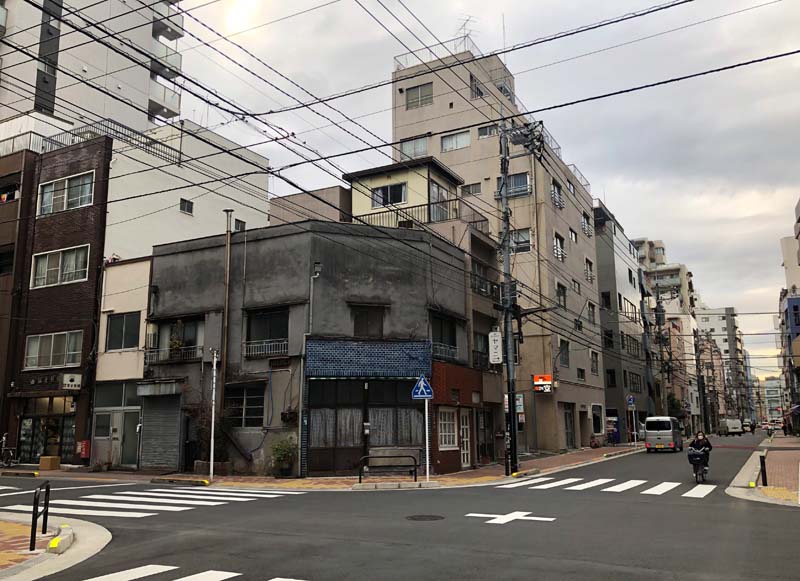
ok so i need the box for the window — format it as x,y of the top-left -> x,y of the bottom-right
587,302 -> 596,324
248,309 -> 289,343
94,414 -> 111,438
655,247 -> 665,255
429,181 -> 451,221
179,198 -> 194,215
628,268 -> 635,286
497,173 -> 530,197
623,369 -> 629,388
553,233 -> 566,261
567,181 -> 575,195
371,183 -> 406,208
439,409 -> 457,448
606,369 -> 617,387
478,125 -> 498,139
510,229 -> 531,253
591,351 -> 599,374
0,246 -> 13,275
701,317 -> 709,322
569,229 -> 578,243
441,131 -> 470,152
461,183 -> 481,196
24,330 -> 83,369
551,181 -> 565,209
592,404 -> 603,434
106,312 -> 141,351
399,136 -> 427,159
38,58 -> 57,76
603,329 -> 614,348
620,331 -> 627,351
234,219 -> 246,232
559,339 -> 570,367
577,368 -> 586,381
581,213 -> 593,237
585,258 -> 594,282
723,338 -> 728,343
496,81 -> 513,101
431,315 -> 457,348
719,315 -> 727,321
556,283 -> 567,308
405,82 -> 433,109
353,306 -> 384,338
469,73 -> 485,99
630,373 -> 642,393
601,292 -> 611,309
0,184 -> 19,203
224,384 -> 264,428
38,172 -> 93,216
158,319 -> 203,351
724,349 -> 729,354
32,245 -> 89,288
572,279 -> 581,295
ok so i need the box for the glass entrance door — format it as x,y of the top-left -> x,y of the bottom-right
121,411 -> 140,467
564,404 -> 576,449
460,408 -> 471,468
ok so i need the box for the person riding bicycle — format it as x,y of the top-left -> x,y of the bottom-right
688,431 -> 712,472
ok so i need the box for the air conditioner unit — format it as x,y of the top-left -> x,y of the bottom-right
62,373 -> 82,390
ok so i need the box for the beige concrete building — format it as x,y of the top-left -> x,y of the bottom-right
391,37 -> 604,451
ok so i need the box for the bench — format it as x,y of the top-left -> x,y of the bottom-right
358,448 -> 420,483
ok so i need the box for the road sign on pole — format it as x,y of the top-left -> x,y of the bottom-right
412,376 -> 433,482
488,331 -> 503,364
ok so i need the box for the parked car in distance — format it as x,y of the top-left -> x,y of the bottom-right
644,416 -> 683,453
743,419 -> 752,431
719,418 -> 744,436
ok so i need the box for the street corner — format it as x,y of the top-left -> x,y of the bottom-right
0,516 -> 52,574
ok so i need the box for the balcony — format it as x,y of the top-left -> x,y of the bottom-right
581,221 -> 594,238
470,273 -> 500,300
584,268 -> 595,283
553,244 -> 567,262
149,79 -> 181,118
550,188 -> 565,209
567,163 -> 591,193
0,132 -> 47,157
152,1 -> 184,41
243,339 -> 289,359
473,350 -> 500,371
151,40 -> 182,80
432,342 -> 458,362
494,183 -> 531,200
145,345 -> 203,364
357,199 -> 490,235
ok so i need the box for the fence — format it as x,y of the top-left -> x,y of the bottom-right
30,481 -> 50,551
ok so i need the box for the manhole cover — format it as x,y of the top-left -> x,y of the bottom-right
406,515 -> 444,521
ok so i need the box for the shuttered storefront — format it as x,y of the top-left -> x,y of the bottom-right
140,395 -> 181,470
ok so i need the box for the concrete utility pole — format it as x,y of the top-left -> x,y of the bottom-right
499,122 -> 519,476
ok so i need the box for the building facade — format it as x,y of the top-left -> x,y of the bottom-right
696,305 -> 746,418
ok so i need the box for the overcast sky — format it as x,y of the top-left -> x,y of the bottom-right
180,0 -> 799,378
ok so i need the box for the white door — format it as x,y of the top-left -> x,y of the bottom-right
460,409 -> 471,468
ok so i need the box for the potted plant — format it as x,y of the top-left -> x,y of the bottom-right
271,436 -> 296,478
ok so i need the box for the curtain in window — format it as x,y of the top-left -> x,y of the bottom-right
66,331 -> 82,365
24,336 -> 39,368
51,333 -> 67,366
310,409 -> 336,448
46,253 -> 61,285
336,408 -> 363,448
397,408 -> 424,446
368,407 -> 395,446
67,174 -> 93,209
37,334 -> 52,367
40,183 -> 54,215
60,249 -> 77,282
33,256 -> 47,287
52,180 -> 66,213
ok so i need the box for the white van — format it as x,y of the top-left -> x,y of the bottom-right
720,418 -> 744,436
644,416 -> 683,453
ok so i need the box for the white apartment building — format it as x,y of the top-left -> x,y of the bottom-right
696,304 -> 746,417
763,376 -> 784,421
391,36 -> 604,452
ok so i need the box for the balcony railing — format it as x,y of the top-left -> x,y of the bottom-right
432,342 -> 458,362
0,132 -> 47,157
553,245 -> 567,262
470,273 -> 500,300
394,34 -> 481,70
473,350 -> 500,371
494,183 -> 531,200
357,199 -> 490,235
581,221 -> 594,238
584,268 -> 595,283
567,163 -> 591,193
145,345 -> 203,364
550,188 -> 565,209
243,339 -> 288,359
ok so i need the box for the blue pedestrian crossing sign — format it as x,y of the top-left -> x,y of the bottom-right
412,375 -> 434,399
627,395 -> 635,406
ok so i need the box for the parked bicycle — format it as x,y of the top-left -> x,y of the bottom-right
1,433 -> 18,468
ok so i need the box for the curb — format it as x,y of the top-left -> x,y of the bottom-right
603,447 -> 644,458
725,486 -> 800,509
511,469 -> 540,478
150,477 -> 209,486
0,470 -> 39,477
47,524 -> 74,555
352,481 -> 441,490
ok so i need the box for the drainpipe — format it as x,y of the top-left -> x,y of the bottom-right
299,261 -> 322,478
220,209 -> 233,403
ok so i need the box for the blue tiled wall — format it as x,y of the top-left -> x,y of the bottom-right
305,339 -> 431,378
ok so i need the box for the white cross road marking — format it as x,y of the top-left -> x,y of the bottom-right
181,487 -> 306,495
86,494 -> 225,506
682,484 -> 717,498
0,486 -> 18,491
497,477 -> 553,489
137,491 -> 256,502
466,511 -> 556,525
83,564 -> 179,581
0,482 -> 134,498
161,489 -> 281,498
529,478 -> 583,490
1,504 -> 156,518
268,578 -> 308,581
170,572 -> 241,581
602,479 -> 648,493
50,499 -> 193,512
565,478 -> 615,490
641,482 -> 682,496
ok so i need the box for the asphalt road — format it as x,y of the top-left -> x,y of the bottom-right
2,432 -> 795,581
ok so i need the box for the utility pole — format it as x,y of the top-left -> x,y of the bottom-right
210,348 -> 218,483
654,285 -> 666,416
499,122 -> 519,476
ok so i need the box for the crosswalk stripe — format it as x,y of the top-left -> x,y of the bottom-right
564,478 -> 615,490
602,480 -> 648,493
162,489 -> 281,498
187,487 -> 306,495
1,504 -> 156,518
171,571 -> 241,581
497,477 -> 553,489
83,564 -> 179,581
640,482 -> 682,496
144,490 -> 256,501
50,499 -> 193,512
86,494 -> 225,506
529,478 -> 583,490
0,486 -> 18,491
682,484 -> 716,498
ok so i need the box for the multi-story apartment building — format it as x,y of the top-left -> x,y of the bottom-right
763,377 -> 784,422
141,220 -> 503,475
696,332 -> 726,432
593,200 -> 646,442
1,0 -> 183,129
390,36 -> 604,452
696,305 -> 746,418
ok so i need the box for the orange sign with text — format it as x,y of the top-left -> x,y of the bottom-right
532,374 -> 553,393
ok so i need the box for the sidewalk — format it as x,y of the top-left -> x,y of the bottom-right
0,518 -> 51,572
759,434 -> 800,503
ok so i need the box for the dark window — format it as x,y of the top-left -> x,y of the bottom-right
248,309 -> 289,341
432,315 -> 457,347
587,303 -> 596,324
606,369 -> 617,387
0,246 -> 13,275
224,385 -> 265,428
645,419 -> 672,432
461,183 -> 481,196
559,339 -> 570,367
106,312 -> 141,351
353,306 -> 384,338
556,283 -> 567,308
234,219 -> 246,232
180,198 -> 194,215
94,414 -> 111,437
603,329 -> 614,348
95,383 -> 124,408
601,292 -> 611,309
623,370 -> 629,388
569,229 -> 578,243
577,368 -> 586,381
371,183 -> 406,207
591,351 -> 599,374
572,279 -> 581,295
592,405 -> 603,434
0,184 -> 18,203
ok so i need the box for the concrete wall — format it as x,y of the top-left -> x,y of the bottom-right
269,187 -> 352,225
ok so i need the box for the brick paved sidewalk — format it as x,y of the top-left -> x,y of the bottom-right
761,433 -> 800,449
759,449 -> 800,503
0,518 -> 50,571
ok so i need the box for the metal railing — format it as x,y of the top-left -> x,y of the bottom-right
550,188 -> 565,209
30,481 -> 50,551
494,183 -> 531,200
470,273 -> 500,299
553,245 -> 567,262
394,35 -> 480,70
243,339 -> 288,359
581,221 -> 594,238
357,199 -> 490,234
584,268 -> 595,283
432,342 -> 458,361
0,132 -> 48,157
568,164 -> 591,193
145,345 -> 203,364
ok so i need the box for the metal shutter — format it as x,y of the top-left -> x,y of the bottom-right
140,395 -> 181,470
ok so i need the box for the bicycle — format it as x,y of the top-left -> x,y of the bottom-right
0,433 -> 18,468
687,447 -> 708,483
